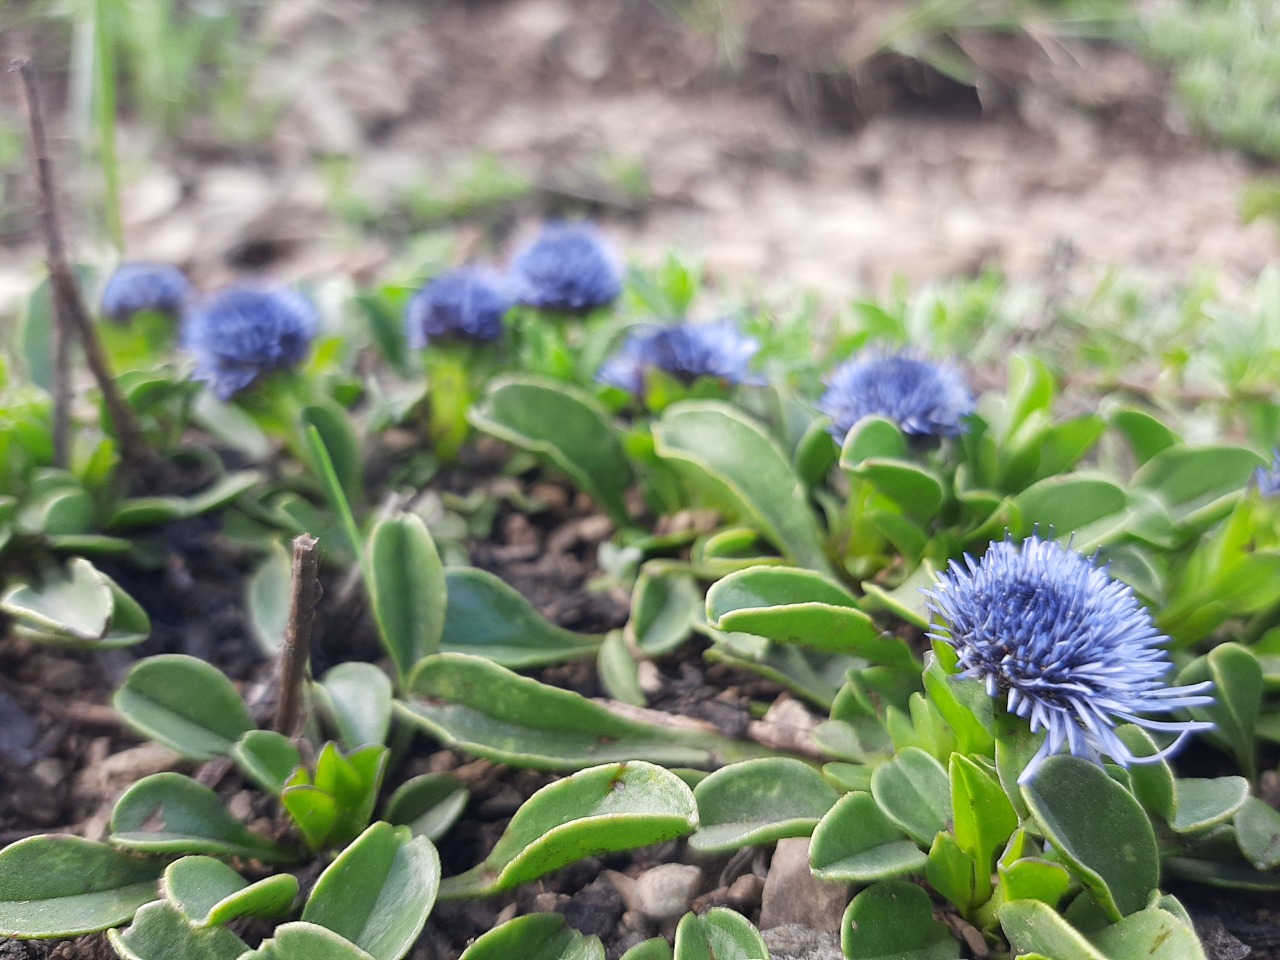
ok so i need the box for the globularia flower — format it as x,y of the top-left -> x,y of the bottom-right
182,286 -> 318,400
597,319 -> 762,396
925,534 -> 1214,783
818,351 -> 973,443
510,222 -> 623,311
405,267 -> 512,349
100,262 -> 192,322
1256,450 -> 1280,498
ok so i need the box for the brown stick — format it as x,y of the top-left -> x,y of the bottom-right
13,59 -> 155,479
275,534 -> 322,737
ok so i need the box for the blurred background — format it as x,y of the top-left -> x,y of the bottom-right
1,0 -> 1279,318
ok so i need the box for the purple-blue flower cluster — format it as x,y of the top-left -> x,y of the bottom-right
509,222 -> 623,312
182,286 -> 318,400
100,263 -> 192,322
925,534 -> 1214,783
405,267 -> 512,348
819,351 -> 973,444
1256,450 -> 1280,498
597,319 -> 761,397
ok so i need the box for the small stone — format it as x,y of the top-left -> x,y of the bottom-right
633,863 -> 702,921
637,661 -> 663,695
29,758 -> 67,790
724,873 -> 765,913
763,924 -> 843,960
759,838 -> 848,933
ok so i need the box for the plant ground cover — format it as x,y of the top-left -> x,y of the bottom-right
4,2 -> 1280,960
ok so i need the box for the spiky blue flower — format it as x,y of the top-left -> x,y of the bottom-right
925,534 -> 1214,784
1255,450 -> 1280,497
405,267 -> 512,349
182,286 -> 318,400
510,222 -> 623,311
818,352 -> 973,443
100,262 -> 192,322
597,319 -> 762,396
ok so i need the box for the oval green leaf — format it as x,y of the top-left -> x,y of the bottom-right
319,662 -> 394,749
107,901 -> 248,960
0,835 -> 162,938
162,857 -> 297,927
384,773 -> 469,842
113,655 -> 255,761
440,761 -> 698,899
458,913 -> 605,960
369,513 -> 445,684
810,792 -> 927,883
441,568 -> 602,668
653,402 -> 832,576
302,822 -> 440,960
870,747 -> 951,846
471,375 -> 633,524
1021,756 -> 1158,921
840,880 -> 959,960
673,907 -> 768,960
690,758 -> 838,852
706,566 -> 915,669
111,773 -> 296,863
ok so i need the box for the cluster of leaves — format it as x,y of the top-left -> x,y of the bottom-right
3,242 -> 1280,960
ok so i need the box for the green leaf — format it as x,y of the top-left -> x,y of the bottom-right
871,747 -> 951,846
653,402 -> 833,575
247,542 -> 292,653
922,654 -> 994,757
233,730 -> 302,794
107,902 -> 248,960
369,513 -> 446,684
319,663 -> 394,749
161,857 -> 297,927
302,402 -> 362,504
384,773 -> 469,842
839,416 -> 909,464
304,425 -> 372,585
1131,445 -> 1265,521
1178,643 -> 1262,781
630,563 -> 700,655
950,754 -> 1018,904
1012,474 -> 1128,541
840,880 -> 960,960
999,898 -> 1107,960
1022,756 -> 1158,920
672,908 -> 769,960
620,938 -> 674,960
1235,796 -> 1280,870
302,822 -> 440,960
598,629 -> 646,707
850,458 -> 946,524
705,566 -> 916,669
0,835 -> 162,938
440,761 -> 698,899
281,785 -> 339,852
1,557 -> 112,642
689,758 -> 838,852
997,858 -> 1071,910
810,792 -> 927,883
471,376 -> 633,524
1168,777 -> 1249,834
441,568 -> 602,668
1089,906 -> 1207,960
113,655 -> 255,761
231,921 -> 375,960
399,653 -> 760,770
109,471 -> 261,532
1107,407 -> 1178,466
458,913 -> 605,960
925,832 -> 976,915
111,773 -> 296,863
1114,726 -> 1175,823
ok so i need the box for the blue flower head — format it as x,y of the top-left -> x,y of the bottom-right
100,262 -> 192,322
1255,450 -> 1280,497
182,286 -> 318,400
819,351 -> 973,444
405,267 -> 512,349
510,222 -> 623,312
597,319 -> 762,396
925,534 -> 1214,783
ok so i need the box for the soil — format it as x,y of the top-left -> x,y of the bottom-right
3,1 -> 1280,958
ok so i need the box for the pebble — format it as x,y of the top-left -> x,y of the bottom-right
758,838 -> 848,933
632,863 -> 703,921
